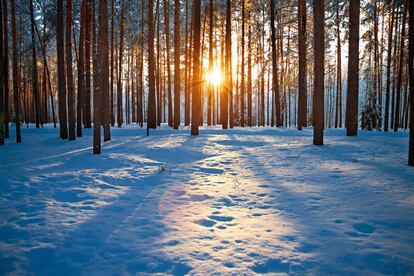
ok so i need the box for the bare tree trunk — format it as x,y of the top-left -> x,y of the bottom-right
100,0 -> 110,141
240,0 -> 245,127
207,0 -> 213,126
84,0 -> 92,128
29,0 -> 40,129
163,0 -> 173,127
11,0 -> 20,142
270,0 -> 281,126
66,0 -> 75,140
227,2 -> 233,129
77,0 -> 86,137
394,0 -> 408,132
110,0 -> 115,126
191,0 -> 201,135
334,2 -> 341,129
408,0 -> 413,165
0,0 -> 4,144
56,0 -> 67,139
3,0 -> 9,138
384,1 -> 395,132
313,0 -> 324,145
247,23 -> 252,127
346,0 -> 360,136
148,0 -> 157,129
173,0 -> 181,129
117,0 -> 124,127
184,0 -> 190,126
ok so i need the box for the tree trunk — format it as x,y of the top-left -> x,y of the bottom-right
207,0 -> 213,126
227,2 -> 233,129
313,0 -> 324,145
173,0 -> 181,129
117,0 -> 125,127
110,0 -> 115,126
334,2 -> 342,129
29,0 -> 40,129
148,0 -> 157,129
56,0 -> 67,139
346,0 -> 360,136
240,0 -> 245,127
247,23 -> 252,127
84,0 -> 92,128
385,1 -> 395,132
3,0 -> 9,138
191,0 -> 201,135
270,0 -> 281,126
394,0 -> 408,132
0,0 -> 4,144
163,0 -> 173,127
408,0 -> 413,165
100,0 -> 110,141
66,0 -> 75,140
77,0 -> 86,137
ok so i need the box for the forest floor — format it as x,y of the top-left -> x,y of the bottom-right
0,125 -> 413,275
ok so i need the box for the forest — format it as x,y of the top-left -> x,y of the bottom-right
0,0 -> 414,274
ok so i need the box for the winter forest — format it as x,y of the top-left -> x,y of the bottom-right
0,0 -> 414,274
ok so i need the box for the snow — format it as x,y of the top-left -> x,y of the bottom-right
1,125 -> 413,275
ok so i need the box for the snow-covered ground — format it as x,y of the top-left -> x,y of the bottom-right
0,125 -> 413,275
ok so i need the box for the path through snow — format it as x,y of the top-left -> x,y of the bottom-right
0,125 -> 413,274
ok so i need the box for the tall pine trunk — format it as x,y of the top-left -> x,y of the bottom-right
66,0 -> 75,140
346,0 -> 360,136
313,0 -> 324,145
173,0 -> 180,129
408,0 -> 413,165
148,0 -> 157,129
56,0 -> 67,139
270,0 -> 281,126
394,0 -> 408,132
191,0 -> 201,135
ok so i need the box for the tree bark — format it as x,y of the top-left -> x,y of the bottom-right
173,0 -> 181,129
56,0 -> 67,139
408,0 -> 414,165
346,0 -> 360,136
270,0 -> 281,126
191,0 -> 201,135
148,0 -> 157,129
0,0 -> 4,145
3,0 -> 9,138
66,0 -> 75,140
313,0 -> 324,145
394,0 -> 408,132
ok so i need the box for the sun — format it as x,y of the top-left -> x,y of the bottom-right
205,66 -> 223,86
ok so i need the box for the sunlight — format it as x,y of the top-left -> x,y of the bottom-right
205,66 -> 223,86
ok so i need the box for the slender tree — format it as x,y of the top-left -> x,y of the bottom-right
66,0 -> 75,140
408,0 -> 413,165
3,0 -> 9,138
173,0 -> 180,129
298,0 -> 307,130
77,0 -> 87,137
148,0 -> 157,129
100,0 -> 110,141
29,0 -> 40,129
346,0 -> 360,136
191,0 -> 201,135
394,0 -> 408,132
0,0 -> 4,145
270,0 -> 281,126
313,0 -> 324,145
56,0 -> 68,139
11,0 -> 20,142
241,0 -> 245,127
384,0 -> 395,132
163,0 -> 173,127
117,0 -> 125,127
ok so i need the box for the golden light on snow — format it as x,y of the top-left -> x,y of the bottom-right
205,66 -> 223,86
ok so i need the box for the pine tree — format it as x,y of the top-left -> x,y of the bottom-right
313,0 -> 324,145
11,0 -> 20,143
173,0 -> 180,129
408,0 -> 413,166
66,0 -> 75,140
297,0 -> 307,130
148,0 -> 157,129
191,0 -> 201,135
346,0 -> 360,136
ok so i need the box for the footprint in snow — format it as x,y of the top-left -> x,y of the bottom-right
352,223 -> 376,234
209,215 -> 234,222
